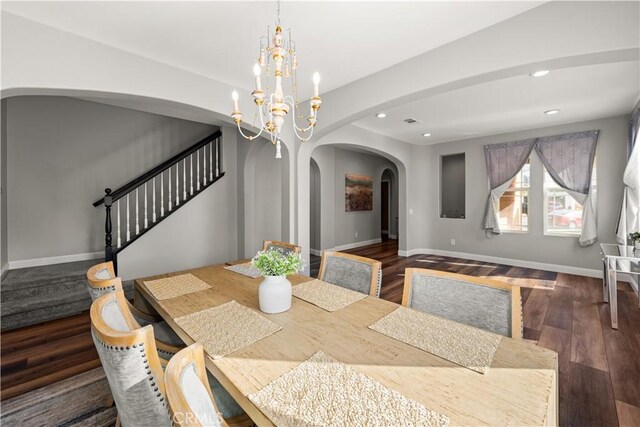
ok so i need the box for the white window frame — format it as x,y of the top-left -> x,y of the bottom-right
543,163 -> 596,238
497,160 -> 530,234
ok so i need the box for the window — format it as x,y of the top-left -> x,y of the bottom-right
544,164 -> 596,236
498,159 -> 530,233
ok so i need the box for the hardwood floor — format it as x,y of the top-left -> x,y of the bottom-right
3,240 -> 639,427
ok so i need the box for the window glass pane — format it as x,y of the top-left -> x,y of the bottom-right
544,163 -> 596,236
498,159 -> 529,232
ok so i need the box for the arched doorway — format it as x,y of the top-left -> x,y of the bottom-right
380,168 -> 399,243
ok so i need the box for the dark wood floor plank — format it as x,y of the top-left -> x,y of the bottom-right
566,362 -> 618,427
544,285 -> 574,331
615,400 -> 640,427
523,288 -> 551,332
571,300 -> 609,372
598,291 -> 640,408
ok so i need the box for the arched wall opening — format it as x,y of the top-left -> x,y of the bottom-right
298,125 -> 411,272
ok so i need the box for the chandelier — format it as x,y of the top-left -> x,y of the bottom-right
230,0 -> 322,158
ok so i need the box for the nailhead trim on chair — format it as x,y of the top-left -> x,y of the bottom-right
93,285 -> 116,291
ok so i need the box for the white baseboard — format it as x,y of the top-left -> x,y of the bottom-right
1,263 -> 8,279
398,248 -> 602,278
389,235 -> 398,240
331,238 -> 382,252
309,248 -> 322,256
8,251 -> 104,270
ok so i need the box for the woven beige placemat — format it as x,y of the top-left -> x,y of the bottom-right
249,351 -> 449,427
369,307 -> 502,374
174,300 -> 281,359
292,279 -> 367,312
143,273 -> 211,300
224,262 -> 263,278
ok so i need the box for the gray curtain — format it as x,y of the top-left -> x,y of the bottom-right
483,130 -> 599,246
534,130 -> 599,246
483,139 -> 536,236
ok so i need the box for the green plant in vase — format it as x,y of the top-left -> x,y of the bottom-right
252,248 -> 304,314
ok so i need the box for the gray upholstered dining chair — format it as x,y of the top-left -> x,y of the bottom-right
401,268 -> 523,338
87,260 -> 160,318
86,263 -> 184,352
262,240 -> 302,255
90,290 -> 172,427
165,344 -> 251,427
318,251 -> 382,297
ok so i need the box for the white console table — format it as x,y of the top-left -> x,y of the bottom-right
600,243 -> 639,329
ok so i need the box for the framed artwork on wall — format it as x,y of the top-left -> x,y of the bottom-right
345,174 -> 373,211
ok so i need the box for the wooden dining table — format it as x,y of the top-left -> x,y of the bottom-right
135,263 -> 558,426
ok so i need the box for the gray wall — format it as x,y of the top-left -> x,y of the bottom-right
428,115 -> 628,270
311,146 -> 398,249
1,99 -> 7,270
5,96 -> 217,262
118,125 -> 239,280
243,138 -> 290,257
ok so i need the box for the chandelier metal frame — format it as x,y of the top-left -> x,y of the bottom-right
230,0 -> 321,158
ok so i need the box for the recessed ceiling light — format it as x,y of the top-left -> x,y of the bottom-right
530,70 -> 550,77
375,112 -> 387,118
544,109 -> 560,115
422,132 -> 432,137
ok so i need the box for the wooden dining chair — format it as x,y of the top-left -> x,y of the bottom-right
87,260 -> 160,318
401,268 -> 523,338
87,263 -> 183,350
92,283 -> 182,359
318,251 -> 382,297
261,240 -> 301,255
165,344 -> 251,427
90,290 -> 172,427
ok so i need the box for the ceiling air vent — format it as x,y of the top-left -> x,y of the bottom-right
403,118 -> 420,124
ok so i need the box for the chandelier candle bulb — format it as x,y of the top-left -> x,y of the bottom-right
313,72 -> 320,97
232,90 -> 239,112
253,64 -> 262,90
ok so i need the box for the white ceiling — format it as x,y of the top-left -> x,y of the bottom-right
354,60 -> 640,145
1,1 -> 543,99
2,1 -> 638,146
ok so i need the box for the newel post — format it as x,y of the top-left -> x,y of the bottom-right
104,188 -> 114,263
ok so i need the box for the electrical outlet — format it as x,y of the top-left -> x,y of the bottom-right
450,239 -> 456,246
355,232 -> 359,238
409,208 -> 414,215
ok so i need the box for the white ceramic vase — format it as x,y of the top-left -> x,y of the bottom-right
635,241 -> 640,251
258,275 -> 292,314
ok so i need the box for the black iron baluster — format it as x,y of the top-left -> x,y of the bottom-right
104,188 -> 113,263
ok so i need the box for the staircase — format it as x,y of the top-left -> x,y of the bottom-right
93,129 -> 224,274
0,130 -> 224,331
